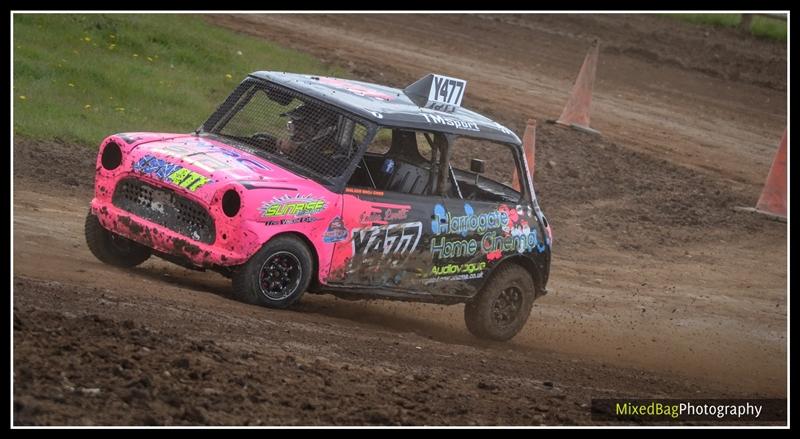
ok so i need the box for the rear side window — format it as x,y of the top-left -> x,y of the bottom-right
448,137 -> 523,203
365,128 -> 433,161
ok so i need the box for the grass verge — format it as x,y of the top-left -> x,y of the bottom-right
665,13 -> 787,41
13,14 -> 345,146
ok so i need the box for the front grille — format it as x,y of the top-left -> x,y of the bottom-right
112,178 -> 215,244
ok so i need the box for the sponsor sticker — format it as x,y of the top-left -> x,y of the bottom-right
260,194 -> 327,218
421,113 -> 480,132
132,155 -> 210,192
265,217 -> 320,226
323,216 -> 348,243
352,221 -> 423,256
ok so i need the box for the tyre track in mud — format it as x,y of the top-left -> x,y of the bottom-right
11,272 -> 738,426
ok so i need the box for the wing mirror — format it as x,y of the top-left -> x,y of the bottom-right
470,159 -> 485,174
470,158 -> 485,186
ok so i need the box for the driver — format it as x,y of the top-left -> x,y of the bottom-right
277,103 -> 340,166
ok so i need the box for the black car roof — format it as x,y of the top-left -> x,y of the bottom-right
249,71 -> 522,146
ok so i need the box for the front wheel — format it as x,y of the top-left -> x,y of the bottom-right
232,236 -> 313,309
464,264 -> 536,341
84,211 -> 152,267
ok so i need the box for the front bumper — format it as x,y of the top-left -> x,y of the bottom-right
91,198 -> 249,268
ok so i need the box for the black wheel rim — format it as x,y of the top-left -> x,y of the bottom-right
491,286 -> 523,327
258,251 -> 302,301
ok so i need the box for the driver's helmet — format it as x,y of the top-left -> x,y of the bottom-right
282,103 -> 338,144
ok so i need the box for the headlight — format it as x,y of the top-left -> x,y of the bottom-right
222,189 -> 241,217
101,141 -> 122,170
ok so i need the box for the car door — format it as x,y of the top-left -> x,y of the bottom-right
325,129 -> 447,291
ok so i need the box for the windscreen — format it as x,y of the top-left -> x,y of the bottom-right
204,80 -> 370,180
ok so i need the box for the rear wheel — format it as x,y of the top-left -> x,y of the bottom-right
464,264 -> 536,341
232,236 -> 312,309
84,211 -> 151,267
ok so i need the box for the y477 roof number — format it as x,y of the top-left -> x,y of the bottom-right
429,75 -> 466,107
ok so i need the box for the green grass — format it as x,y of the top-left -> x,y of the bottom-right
665,13 -> 787,41
751,15 -> 789,40
667,13 -> 741,27
13,14 -> 345,145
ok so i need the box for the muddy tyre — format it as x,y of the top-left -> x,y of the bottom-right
232,236 -> 312,309
464,264 -> 536,341
84,211 -> 152,267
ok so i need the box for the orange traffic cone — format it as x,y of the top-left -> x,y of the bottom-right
554,39 -> 601,135
736,129 -> 787,221
512,119 -> 537,192
755,130 -> 787,218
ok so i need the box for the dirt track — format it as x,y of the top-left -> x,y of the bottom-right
13,14 -> 787,425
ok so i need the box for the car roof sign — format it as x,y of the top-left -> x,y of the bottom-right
404,73 -> 467,108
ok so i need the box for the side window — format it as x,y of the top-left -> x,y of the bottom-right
448,137 -> 523,203
365,128 -> 392,155
415,132 -> 433,161
348,128 -> 444,196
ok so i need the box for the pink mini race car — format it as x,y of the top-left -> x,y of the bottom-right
86,72 -> 552,340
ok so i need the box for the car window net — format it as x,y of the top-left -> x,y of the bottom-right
210,83 -> 368,179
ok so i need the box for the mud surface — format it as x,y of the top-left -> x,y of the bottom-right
13,14 -> 787,426
14,276 -> 729,426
